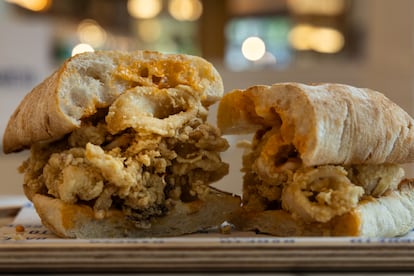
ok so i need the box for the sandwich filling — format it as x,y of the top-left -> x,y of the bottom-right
241,125 -> 405,223
19,86 -> 229,228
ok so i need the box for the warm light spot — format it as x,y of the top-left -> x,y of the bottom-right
72,43 -> 94,57
6,0 -> 52,12
289,24 -> 344,54
127,0 -> 162,19
168,0 -> 203,21
77,19 -> 107,48
288,24 -> 314,50
241,36 -> 266,61
287,0 -> 346,16
137,19 -> 162,43
311,27 -> 345,53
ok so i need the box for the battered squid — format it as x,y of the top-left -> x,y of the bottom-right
252,128 -> 301,184
346,164 -> 405,197
242,126 -> 406,224
281,165 -> 364,223
106,86 -> 203,136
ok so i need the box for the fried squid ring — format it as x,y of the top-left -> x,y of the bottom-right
252,128 -> 301,184
281,165 -> 364,223
106,86 -> 204,137
346,164 -> 405,197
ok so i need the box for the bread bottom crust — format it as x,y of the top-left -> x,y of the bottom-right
32,188 -> 241,238
237,180 -> 414,237
30,180 -> 414,238
237,209 -> 361,237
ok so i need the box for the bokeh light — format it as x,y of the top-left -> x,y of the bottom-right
288,24 -> 314,51
127,0 -> 162,19
311,27 -> 344,53
71,43 -> 94,56
241,36 -> 266,61
6,0 -> 52,12
289,24 -> 344,54
137,19 -> 162,43
287,0 -> 346,16
77,19 -> 107,48
168,0 -> 203,21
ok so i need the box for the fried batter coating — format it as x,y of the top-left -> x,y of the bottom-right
20,86 -> 229,224
346,164 -> 405,197
281,166 -> 364,223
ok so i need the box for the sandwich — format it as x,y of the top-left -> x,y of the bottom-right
217,82 -> 414,237
3,50 -> 240,238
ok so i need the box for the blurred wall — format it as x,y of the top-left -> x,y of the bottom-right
0,10 -> 54,195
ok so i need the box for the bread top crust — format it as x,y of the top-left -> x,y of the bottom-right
218,82 -> 414,166
3,50 -> 223,153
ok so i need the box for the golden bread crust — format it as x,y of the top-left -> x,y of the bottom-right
32,188 -> 241,238
4,50 -> 223,153
218,83 -> 414,166
236,209 -> 361,236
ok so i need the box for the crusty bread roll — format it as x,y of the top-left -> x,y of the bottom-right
4,50 -> 223,154
218,83 -> 414,166
218,82 -> 414,237
3,50 -> 240,238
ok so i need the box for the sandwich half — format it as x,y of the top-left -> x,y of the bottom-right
217,82 -> 414,237
3,50 -> 240,238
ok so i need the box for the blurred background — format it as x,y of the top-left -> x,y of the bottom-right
1,0 -> 414,195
